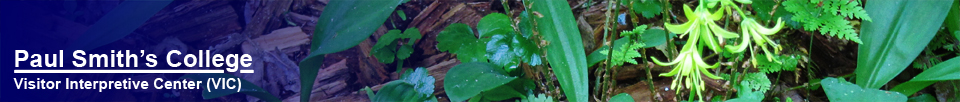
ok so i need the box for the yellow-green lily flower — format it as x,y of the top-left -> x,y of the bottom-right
664,4 -> 739,53
726,17 -> 785,66
652,31 -> 723,100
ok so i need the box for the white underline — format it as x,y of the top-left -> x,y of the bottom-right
239,70 -> 254,73
14,69 -> 225,73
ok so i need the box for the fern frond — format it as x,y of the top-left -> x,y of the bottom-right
783,0 -> 868,43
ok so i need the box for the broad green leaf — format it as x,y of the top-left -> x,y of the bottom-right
443,62 -> 518,102
726,85 -> 761,102
622,0 -> 662,18
374,30 -> 403,49
478,13 -> 542,72
69,0 -> 171,50
609,93 -> 635,102
610,93 -> 634,102
478,13 -> 514,38
180,73 -> 280,102
437,23 -> 478,53
891,57 -> 960,94
856,0 -> 953,89
371,67 -> 437,102
373,81 -> 437,102
479,85 -> 525,101
586,48 -> 606,68
528,0 -> 589,101
397,44 -> 414,60
519,11 -> 535,38
907,94 -> 936,102
942,0 -> 959,33
486,34 -> 521,70
400,67 -> 436,99
821,77 -> 907,102
398,27 -> 420,60
300,0 -> 409,101
372,30 -> 401,63
372,44 -> 397,63
640,28 -> 672,48
460,42 -> 488,62
397,10 -> 407,20
437,23 -> 487,62
751,0 -> 775,20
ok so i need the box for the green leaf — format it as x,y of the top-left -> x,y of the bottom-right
400,67 -> 436,99
180,73 -> 280,102
891,57 -> 960,94
640,28 -> 671,48
609,93 -> 635,102
727,73 -> 771,102
398,44 -> 414,60
945,0 -> 960,33
479,85 -> 526,101
486,34 -> 521,70
373,81 -> 436,102
751,0 -> 775,20
528,0 -> 589,101
478,13 -> 514,38
782,0 -> 865,43
524,94 -> 555,102
477,13 -> 542,72
855,0 -> 954,89
907,94 -> 937,102
300,0 -> 409,101
371,68 -> 436,102
821,77 -> 907,102
512,34 -> 543,66
397,10 -> 407,20
402,27 -> 422,44
374,30 -> 403,50
69,0 -> 171,50
443,62 -> 518,102
586,48 -> 607,68
624,0 -> 662,18
437,23 -> 487,62
372,30 -> 401,63
437,23 -> 478,53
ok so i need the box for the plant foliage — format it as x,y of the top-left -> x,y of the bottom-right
782,0 -> 870,43
855,0 -> 953,89
601,25 -> 648,67
821,77 -> 907,102
524,94 -> 555,102
437,23 -> 487,62
372,28 -> 422,64
364,67 -> 438,102
437,13 -> 541,73
443,62 -> 518,102
609,93 -> 635,102
657,3 -> 734,100
755,54 -> 798,73
621,0 -> 663,18
299,0 -> 409,101
726,73 -> 771,102
526,0 -> 589,101
891,57 -> 960,95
